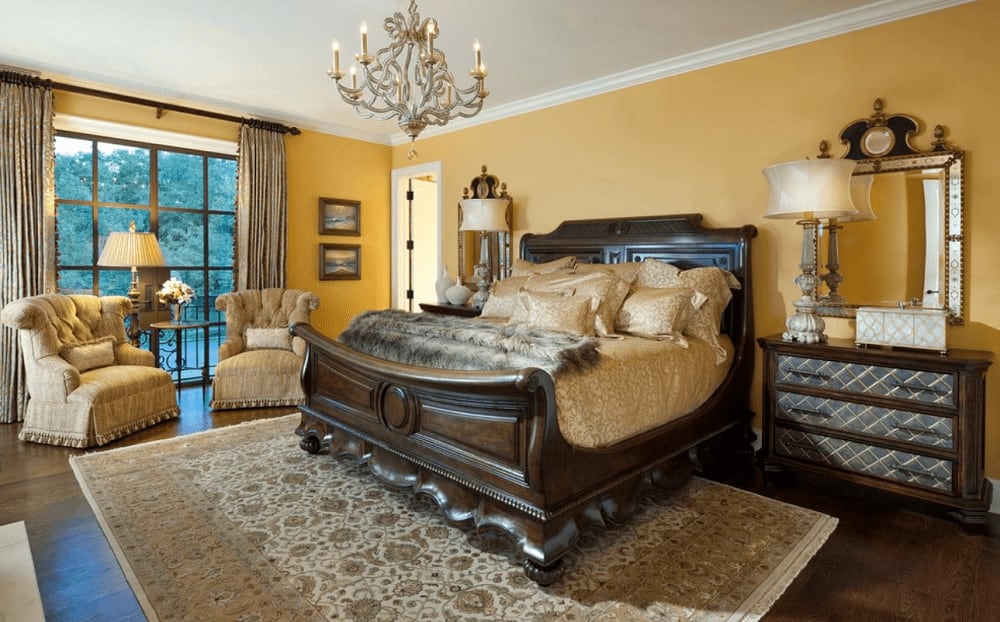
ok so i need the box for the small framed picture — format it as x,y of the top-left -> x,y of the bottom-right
319,243 -> 361,280
319,197 -> 361,236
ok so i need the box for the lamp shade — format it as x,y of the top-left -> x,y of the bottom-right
459,198 -> 508,232
97,224 -> 166,267
842,174 -> 876,222
762,158 -> 858,220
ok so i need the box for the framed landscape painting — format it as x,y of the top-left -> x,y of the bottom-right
319,243 -> 361,280
319,197 -> 361,235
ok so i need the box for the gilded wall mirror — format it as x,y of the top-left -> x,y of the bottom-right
815,98 -> 965,324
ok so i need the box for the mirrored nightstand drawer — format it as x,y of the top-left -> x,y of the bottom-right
775,354 -> 955,406
774,427 -> 953,493
776,390 -> 954,450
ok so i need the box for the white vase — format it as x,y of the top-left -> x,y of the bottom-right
435,267 -> 451,304
445,276 -> 472,306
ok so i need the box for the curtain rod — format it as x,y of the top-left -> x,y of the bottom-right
52,81 -> 301,135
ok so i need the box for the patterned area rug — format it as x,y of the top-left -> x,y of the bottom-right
71,414 -> 837,621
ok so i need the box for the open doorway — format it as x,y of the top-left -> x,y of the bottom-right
390,162 -> 442,310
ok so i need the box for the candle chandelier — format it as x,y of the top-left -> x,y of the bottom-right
328,0 -> 489,159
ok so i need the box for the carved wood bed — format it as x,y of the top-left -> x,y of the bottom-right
292,213 -> 757,585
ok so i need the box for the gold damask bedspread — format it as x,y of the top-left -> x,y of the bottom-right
555,336 -> 733,449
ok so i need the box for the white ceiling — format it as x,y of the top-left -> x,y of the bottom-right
0,0 -> 967,145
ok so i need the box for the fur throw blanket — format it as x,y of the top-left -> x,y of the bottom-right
338,309 -> 600,375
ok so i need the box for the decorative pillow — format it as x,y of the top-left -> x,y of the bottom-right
60,336 -> 116,372
508,285 -> 574,325
635,258 -> 683,288
510,256 -> 576,277
517,291 -> 596,337
667,267 -> 741,364
573,261 -> 641,286
245,327 -> 293,351
674,266 -> 740,308
479,276 -> 531,319
615,288 -> 700,342
522,270 -> 626,336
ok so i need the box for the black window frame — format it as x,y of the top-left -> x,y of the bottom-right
53,130 -> 236,382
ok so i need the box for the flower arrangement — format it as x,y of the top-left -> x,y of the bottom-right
157,277 -> 195,305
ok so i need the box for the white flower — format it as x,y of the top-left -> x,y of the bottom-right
157,277 -> 195,305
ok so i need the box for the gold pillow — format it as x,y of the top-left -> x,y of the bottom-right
510,256 -> 577,277
245,327 -> 293,351
673,266 -> 739,309
523,270 -> 626,336
479,276 -> 531,319
517,291 -> 596,337
573,261 -> 641,286
60,336 -> 116,372
668,267 -> 741,364
635,258 -> 682,288
615,287 -> 700,340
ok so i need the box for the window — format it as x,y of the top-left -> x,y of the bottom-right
54,131 -> 237,382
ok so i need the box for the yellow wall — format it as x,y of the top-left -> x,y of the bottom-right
390,0 -> 1000,476
285,130 -> 392,331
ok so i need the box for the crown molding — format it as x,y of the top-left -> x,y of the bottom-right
392,0 -> 973,146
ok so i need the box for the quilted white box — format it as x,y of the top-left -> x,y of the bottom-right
855,305 -> 948,353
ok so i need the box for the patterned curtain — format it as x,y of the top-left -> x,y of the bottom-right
236,121 -> 287,290
0,71 -> 54,423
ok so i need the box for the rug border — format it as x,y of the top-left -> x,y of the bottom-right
726,509 -> 838,621
68,413 -> 301,622
70,454 -> 161,622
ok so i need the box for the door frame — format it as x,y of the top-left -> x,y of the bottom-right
390,161 -> 443,310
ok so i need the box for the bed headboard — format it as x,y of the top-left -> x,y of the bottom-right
520,213 -> 758,343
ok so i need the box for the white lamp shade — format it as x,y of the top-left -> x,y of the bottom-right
762,158 -> 858,220
97,230 -> 166,267
459,198 -> 508,232
842,174 -> 876,222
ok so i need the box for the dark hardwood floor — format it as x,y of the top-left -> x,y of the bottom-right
2,390 -> 998,621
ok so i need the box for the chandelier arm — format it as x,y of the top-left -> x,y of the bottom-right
335,82 -> 396,119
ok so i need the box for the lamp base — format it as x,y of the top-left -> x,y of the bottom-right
783,298 -> 827,344
472,281 -> 490,310
126,267 -> 143,347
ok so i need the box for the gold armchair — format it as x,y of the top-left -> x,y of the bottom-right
1,294 -> 180,447
209,288 -> 319,410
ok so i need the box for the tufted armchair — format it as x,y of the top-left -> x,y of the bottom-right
1,294 -> 180,447
209,288 -> 320,410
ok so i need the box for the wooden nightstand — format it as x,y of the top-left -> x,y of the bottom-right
418,302 -> 482,318
759,334 -> 993,523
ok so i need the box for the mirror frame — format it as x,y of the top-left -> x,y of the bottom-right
457,165 -> 513,282
816,99 -> 965,324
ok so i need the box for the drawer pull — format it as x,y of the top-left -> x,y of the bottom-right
889,381 -> 950,397
892,424 -> 946,439
890,462 -> 944,483
781,368 -> 831,381
785,407 -> 832,419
